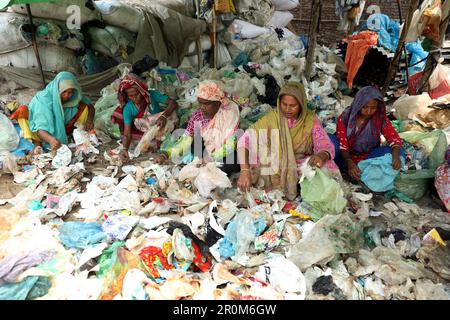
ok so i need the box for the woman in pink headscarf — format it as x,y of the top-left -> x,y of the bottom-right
154,80 -> 240,175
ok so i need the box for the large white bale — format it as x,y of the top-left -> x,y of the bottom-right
0,44 -> 81,74
11,0 -> 99,24
272,0 -> 299,11
94,0 -> 142,33
267,11 -> 294,27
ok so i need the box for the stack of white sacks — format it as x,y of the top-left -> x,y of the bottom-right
181,0 -> 300,69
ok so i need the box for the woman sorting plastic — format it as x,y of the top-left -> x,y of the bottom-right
10,71 -> 95,155
329,86 -> 405,181
111,73 -> 179,162
154,80 -> 241,176
237,81 -> 339,201
435,146 -> 450,213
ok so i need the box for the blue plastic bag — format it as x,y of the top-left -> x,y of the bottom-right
0,276 -> 50,300
358,154 -> 405,192
406,41 -> 428,75
58,222 -> 106,249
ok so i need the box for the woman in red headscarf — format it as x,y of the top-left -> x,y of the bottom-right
111,73 -> 179,161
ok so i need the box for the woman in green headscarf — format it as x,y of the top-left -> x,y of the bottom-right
237,81 -> 339,200
10,72 -> 95,154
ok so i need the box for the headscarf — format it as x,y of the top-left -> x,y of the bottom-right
340,86 -> 386,154
198,81 -> 240,155
197,80 -> 226,103
250,82 -> 315,200
112,73 -> 152,138
116,73 -> 151,109
28,71 -> 83,144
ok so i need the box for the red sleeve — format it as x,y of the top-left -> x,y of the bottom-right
382,115 -> 403,148
336,116 -> 349,151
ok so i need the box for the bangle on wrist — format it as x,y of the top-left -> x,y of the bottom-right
241,168 -> 250,172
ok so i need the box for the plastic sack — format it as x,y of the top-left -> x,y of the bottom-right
300,168 -> 347,221
272,0 -> 299,11
58,222 -> 106,249
288,214 -> 365,271
267,11 -> 294,27
399,129 -> 448,170
94,93 -> 121,139
358,154 -> 404,192
0,113 -> 20,152
393,93 -> 433,121
394,169 -> 435,200
427,64 -> 450,99
229,19 -> 269,39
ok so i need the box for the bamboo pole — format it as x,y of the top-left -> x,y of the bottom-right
397,0 -> 410,84
26,4 -> 46,88
212,6 -> 217,69
304,0 -> 321,80
382,0 -> 418,95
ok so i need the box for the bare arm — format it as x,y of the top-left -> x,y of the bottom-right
122,124 -> 132,151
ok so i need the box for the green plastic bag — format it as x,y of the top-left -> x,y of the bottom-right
94,93 -> 121,139
300,169 -> 348,221
399,130 -> 447,170
97,241 -> 126,278
394,169 -> 434,200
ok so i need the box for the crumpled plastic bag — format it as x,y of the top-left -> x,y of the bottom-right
0,113 -> 20,152
58,222 -> 106,249
172,228 -> 195,262
0,152 -> 19,175
300,168 -> 347,221
358,154 -> 404,192
102,212 -> 139,241
219,210 -> 266,260
73,127 -> 100,156
394,169 -> 434,200
0,250 -> 55,285
288,214 -> 365,271
194,162 -> 232,198
254,254 -> 306,299
98,247 -> 147,300
0,276 -> 50,300
118,268 -> 151,300
400,129 -> 448,170
51,145 -> 72,168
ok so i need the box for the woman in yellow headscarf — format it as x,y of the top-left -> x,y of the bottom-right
237,81 -> 339,200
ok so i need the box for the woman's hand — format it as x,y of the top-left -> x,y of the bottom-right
121,149 -> 129,162
237,169 -> 252,192
156,115 -> 167,129
347,160 -> 361,181
308,151 -> 328,168
154,153 -> 168,164
84,119 -> 94,131
50,138 -> 61,151
392,147 -> 401,170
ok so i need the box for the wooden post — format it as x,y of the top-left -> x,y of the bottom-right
304,0 -> 321,80
397,0 -> 410,84
26,4 -> 46,88
212,6 -> 218,69
382,0 -> 418,95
